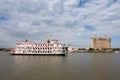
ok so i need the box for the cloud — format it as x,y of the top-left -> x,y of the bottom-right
0,0 -> 120,48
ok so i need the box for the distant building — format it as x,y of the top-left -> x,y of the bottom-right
67,44 -> 79,53
91,35 -> 111,50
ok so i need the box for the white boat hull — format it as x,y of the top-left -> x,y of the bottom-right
11,53 -> 67,55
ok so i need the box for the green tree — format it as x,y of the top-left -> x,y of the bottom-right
89,48 -> 95,51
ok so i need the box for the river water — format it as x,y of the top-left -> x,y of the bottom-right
0,51 -> 120,80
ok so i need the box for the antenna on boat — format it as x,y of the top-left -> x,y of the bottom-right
47,38 -> 50,43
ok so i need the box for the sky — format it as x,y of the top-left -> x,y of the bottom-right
0,0 -> 120,48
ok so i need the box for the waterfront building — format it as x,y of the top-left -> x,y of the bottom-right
91,35 -> 111,50
67,44 -> 79,53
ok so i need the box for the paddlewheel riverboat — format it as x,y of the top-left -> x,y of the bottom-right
11,39 -> 68,55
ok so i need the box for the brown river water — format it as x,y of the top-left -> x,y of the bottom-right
0,51 -> 120,80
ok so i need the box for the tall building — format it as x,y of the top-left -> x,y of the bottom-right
91,35 -> 111,50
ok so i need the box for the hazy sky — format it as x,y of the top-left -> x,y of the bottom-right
0,0 -> 120,48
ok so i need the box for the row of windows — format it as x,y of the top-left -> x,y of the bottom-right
31,47 -> 52,50
26,51 -> 52,53
35,44 -> 53,47
17,47 -> 64,50
17,47 -> 53,50
17,44 -> 53,47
